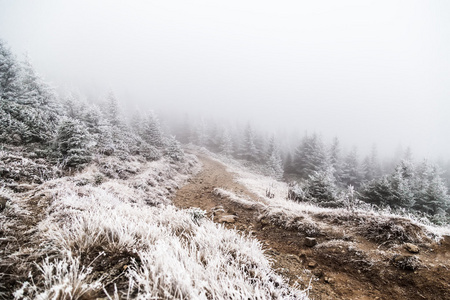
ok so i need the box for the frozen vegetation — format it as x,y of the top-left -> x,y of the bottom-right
0,40 -> 309,299
201,146 -> 450,243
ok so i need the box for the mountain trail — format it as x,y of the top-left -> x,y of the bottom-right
173,154 -> 450,300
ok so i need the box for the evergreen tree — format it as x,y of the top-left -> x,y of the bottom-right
340,148 -> 363,187
129,110 -> 144,137
164,135 -> 184,162
20,56 -> 58,111
388,161 -> 415,208
63,93 -> 85,120
265,135 -> 276,161
361,147 -> 381,183
142,111 -> 164,148
414,161 -> 450,215
104,91 -> 120,127
55,118 -> 91,168
0,40 -> 21,101
83,104 -> 104,135
265,137 -> 283,179
301,167 -> 339,207
0,45 -> 60,145
361,159 -> 450,220
218,128 -> 233,156
293,133 -> 327,178
329,137 -> 343,181
240,124 -> 259,162
139,141 -> 161,161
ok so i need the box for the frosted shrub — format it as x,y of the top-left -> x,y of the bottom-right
14,254 -> 102,300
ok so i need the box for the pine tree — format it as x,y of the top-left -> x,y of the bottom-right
329,137 -> 343,181
364,145 -> 382,181
139,141 -> 161,161
361,159 -> 450,219
303,167 -> 339,207
164,135 -> 184,162
340,148 -> 363,187
55,118 -> 91,168
0,45 -> 61,145
20,56 -> 58,110
414,161 -> 450,216
265,137 -> 283,179
104,91 -> 120,127
388,162 -> 415,209
62,93 -> 86,120
218,128 -> 233,156
0,40 -> 21,101
83,104 -> 104,135
293,133 -> 327,178
142,111 -> 164,148
241,124 -> 259,162
129,110 -> 144,137
265,135 -> 276,161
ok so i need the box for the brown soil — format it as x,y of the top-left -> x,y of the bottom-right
172,154 -> 450,300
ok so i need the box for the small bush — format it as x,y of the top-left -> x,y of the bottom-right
392,255 -> 421,270
360,217 -> 428,246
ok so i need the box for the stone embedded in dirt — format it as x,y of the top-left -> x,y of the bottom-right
405,243 -> 420,253
211,206 -> 225,214
305,237 -> 317,247
217,215 -> 236,223
308,261 -> 318,268
324,276 -> 335,284
259,217 -> 270,226
313,269 -> 324,278
286,254 -> 301,263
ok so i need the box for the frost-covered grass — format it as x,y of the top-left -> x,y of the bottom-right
14,254 -> 103,300
213,187 -> 266,210
5,154 -> 308,299
35,189 -> 307,299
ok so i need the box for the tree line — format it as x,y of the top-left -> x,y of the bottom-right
169,114 -> 450,225
0,40 -> 183,170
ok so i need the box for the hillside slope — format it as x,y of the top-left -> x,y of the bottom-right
173,151 -> 450,300
0,151 -> 309,299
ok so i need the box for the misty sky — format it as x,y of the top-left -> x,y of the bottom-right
1,0 -> 449,159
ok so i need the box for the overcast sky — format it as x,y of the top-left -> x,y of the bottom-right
1,0 -> 449,159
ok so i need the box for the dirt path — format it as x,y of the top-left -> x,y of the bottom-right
173,154 -> 450,300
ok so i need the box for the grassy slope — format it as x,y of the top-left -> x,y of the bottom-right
0,152 -> 308,299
